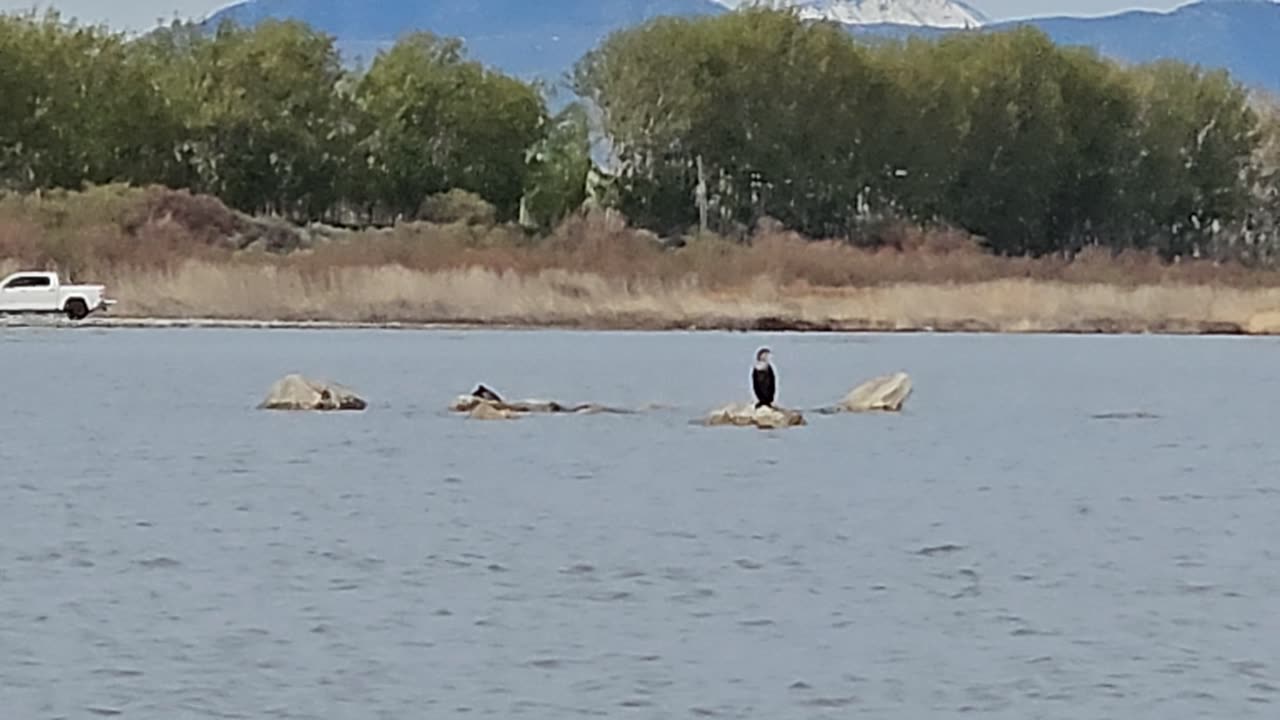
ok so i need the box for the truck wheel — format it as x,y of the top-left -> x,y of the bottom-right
64,299 -> 89,321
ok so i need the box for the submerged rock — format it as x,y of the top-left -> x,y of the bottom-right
468,402 -> 523,421
451,385 -> 518,414
838,372 -> 912,412
450,384 -> 632,417
450,394 -> 495,413
702,403 -> 806,429
450,395 -> 569,414
259,374 -> 367,411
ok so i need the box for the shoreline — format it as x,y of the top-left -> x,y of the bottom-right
7,263 -> 1280,337
2,314 -> 1273,336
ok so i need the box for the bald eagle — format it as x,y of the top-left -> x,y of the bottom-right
752,348 -> 776,409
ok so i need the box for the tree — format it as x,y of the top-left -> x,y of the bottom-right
1126,61 -> 1259,257
356,32 -> 546,221
575,16 -> 710,233
1041,46 -> 1141,253
0,12 -> 181,191
916,29 -> 1075,255
522,102 -> 592,230
159,20 -> 357,219
580,9 -> 903,237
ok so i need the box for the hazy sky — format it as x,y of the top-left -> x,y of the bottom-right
0,1 -> 1195,33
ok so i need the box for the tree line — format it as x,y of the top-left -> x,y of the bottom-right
0,12 -> 589,229
1,9 -> 1277,260
576,10 -> 1277,259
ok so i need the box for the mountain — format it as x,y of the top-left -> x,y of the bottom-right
714,0 -> 987,28
844,0 -> 1280,95
993,1 -> 1280,95
202,0 -> 725,80
201,0 -> 1280,95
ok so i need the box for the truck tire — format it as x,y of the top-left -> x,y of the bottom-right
64,298 -> 90,321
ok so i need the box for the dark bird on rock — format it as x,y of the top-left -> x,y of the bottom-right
752,348 -> 776,409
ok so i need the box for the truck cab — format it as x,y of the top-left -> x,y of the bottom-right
0,272 -> 60,311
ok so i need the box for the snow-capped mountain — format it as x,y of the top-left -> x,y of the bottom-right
197,1 -> 1280,95
714,0 -> 988,28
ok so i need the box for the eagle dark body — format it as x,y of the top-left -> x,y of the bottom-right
752,363 -> 776,408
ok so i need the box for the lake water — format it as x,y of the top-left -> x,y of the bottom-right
1,327 -> 1278,719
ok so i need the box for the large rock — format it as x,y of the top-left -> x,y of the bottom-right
702,403 -> 806,429
838,372 -> 913,412
258,374 -> 367,411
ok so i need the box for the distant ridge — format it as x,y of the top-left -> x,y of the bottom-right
202,0 -> 726,80
201,0 -> 1280,94
991,1 -> 1280,94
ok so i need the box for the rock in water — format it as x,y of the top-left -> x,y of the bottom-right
450,395 -> 488,413
259,374 -> 367,411
703,403 -> 806,429
753,405 -> 806,429
840,372 -> 912,412
451,395 -> 555,415
468,402 -> 522,421
450,387 -> 633,416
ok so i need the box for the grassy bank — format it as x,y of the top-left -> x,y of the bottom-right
64,262 -> 1280,334
4,185 -> 1280,335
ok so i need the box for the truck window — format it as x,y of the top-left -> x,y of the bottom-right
3,276 -> 52,289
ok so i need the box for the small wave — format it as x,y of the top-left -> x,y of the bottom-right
1091,411 -> 1160,421
136,557 -> 181,569
916,543 -> 966,557
802,696 -> 860,708
91,668 -> 144,678
587,591 -> 633,602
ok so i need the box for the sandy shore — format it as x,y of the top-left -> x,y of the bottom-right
1,316 -> 490,332
1,313 -> 1273,335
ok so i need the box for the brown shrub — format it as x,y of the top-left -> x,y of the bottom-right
0,218 -> 43,263
418,189 -> 498,225
4,185 -> 1280,298
122,186 -> 247,246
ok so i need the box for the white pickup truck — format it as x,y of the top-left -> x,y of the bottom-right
0,271 -> 116,320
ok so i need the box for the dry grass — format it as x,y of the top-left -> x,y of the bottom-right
285,215 -> 1280,290
68,261 -> 1280,334
5,186 -> 1280,333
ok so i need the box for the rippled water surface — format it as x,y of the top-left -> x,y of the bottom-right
2,327 -> 1279,718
